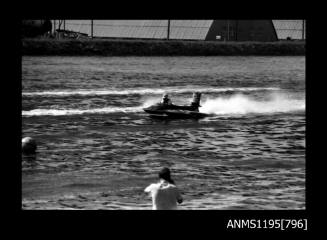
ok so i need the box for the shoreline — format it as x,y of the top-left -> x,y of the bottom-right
22,38 -> 305,56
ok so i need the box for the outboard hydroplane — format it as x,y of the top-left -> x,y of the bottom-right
143,92 -> 208,119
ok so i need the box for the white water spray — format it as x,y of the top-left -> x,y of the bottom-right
200,92 -> 305,115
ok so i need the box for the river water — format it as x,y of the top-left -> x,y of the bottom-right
22,56 -> 305,210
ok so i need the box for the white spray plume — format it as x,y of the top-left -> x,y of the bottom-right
140,96 -> 163,108
200,92 -> 305,115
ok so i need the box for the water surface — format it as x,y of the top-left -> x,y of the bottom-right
22,56 -> 305,210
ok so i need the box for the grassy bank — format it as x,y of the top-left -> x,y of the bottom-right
22,38 -> 305,56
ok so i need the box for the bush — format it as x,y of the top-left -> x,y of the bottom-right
22,39 -> 305,56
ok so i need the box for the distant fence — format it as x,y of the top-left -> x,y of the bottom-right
51,20 -> 306,41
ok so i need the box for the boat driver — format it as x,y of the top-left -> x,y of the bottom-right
161,93 -> 172,105
190,92 -> 201,111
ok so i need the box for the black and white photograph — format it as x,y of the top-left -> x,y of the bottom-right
21,20 -> 305,213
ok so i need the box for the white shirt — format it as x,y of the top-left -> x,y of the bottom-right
144,180 -> 183,210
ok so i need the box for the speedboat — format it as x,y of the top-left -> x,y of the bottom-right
143,92 -> 208,119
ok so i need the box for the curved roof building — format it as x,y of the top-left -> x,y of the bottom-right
56,20 -> 305,41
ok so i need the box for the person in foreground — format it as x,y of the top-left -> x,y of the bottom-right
144,167 -> 183,210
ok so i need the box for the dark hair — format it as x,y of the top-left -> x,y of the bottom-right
158,167 -> 175,184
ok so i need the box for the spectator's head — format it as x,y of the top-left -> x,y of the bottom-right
158,167 -> 175,184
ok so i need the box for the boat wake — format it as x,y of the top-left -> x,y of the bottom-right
22,106 -> 143,116
22,92 -> 304,117
22,87 -> 280,97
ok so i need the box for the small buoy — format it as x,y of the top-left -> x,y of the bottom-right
22,137 -> 37,154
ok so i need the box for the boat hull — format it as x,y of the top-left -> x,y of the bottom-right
144,109 -> 208,119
